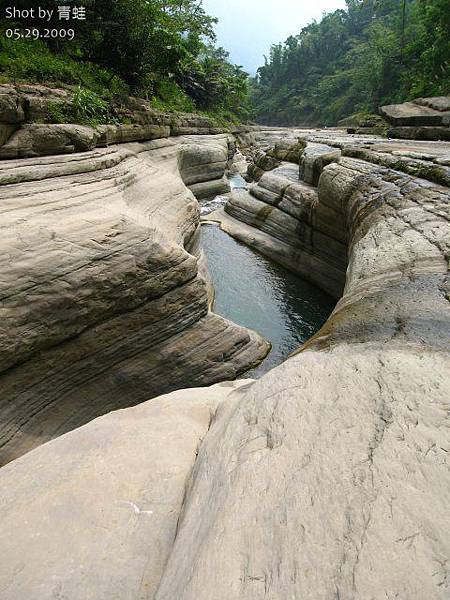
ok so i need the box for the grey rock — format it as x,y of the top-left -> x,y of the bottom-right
188,176 -> 230,200
0,134 -> 269,464
414,96 -> 450,112
0,84 -> 230,158
2,128 -> 450,599
0,88 -> 25,123
178,143 -> 229,186
0,124 -> 16,146
299,142 -> 342,185
96,123 -> 171,145
0,124 -> 99,158
380,96 -> 450,126
0,381 -> 252,600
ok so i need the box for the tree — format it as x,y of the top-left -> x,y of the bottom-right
252,0 -> 450,125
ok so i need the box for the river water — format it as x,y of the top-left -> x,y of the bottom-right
200,173 -> 335,378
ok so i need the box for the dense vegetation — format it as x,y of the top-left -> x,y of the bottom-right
252,0 -> 450,126
0,0 -> 251,122
1,0 -> 448,126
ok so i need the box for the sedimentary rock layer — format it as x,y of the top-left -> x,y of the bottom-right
154,147 -> 450,600
380,96 -> 450,126
2,129 -> 449,599
0,84 -> 252,158
0,381 -> 252,599
0,134 -> 268,464
208,141 -> 348,297
379,96 -> 450,140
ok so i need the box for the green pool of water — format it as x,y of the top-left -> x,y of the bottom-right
201,223 -> 335,377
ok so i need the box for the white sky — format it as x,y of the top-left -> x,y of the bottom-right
201,0 -> 348,74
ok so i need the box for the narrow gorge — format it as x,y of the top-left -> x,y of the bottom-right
1,84 -> 449,599
0,85 -> 273,464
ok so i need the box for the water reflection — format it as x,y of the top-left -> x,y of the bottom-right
201,224 -> 335,377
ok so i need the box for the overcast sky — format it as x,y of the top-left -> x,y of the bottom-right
201,0 -> 348,74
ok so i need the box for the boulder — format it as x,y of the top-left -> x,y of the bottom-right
380,96 -> 450,126
178,142 -> 231,199
0,124 -> 99,158
178,143 -> 229,186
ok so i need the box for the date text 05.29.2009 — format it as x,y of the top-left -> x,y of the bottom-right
5,28 -> 75,41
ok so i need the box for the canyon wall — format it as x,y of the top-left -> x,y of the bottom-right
0,94 -> 269,464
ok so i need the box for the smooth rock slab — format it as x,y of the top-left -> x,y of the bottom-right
1,129 -> 450,600
0,381 -> 252,600
156,346 -> 450,600
380,97 -> 450,126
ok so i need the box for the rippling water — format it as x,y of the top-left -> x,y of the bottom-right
200,172 -> 247,216
201,223 -> 335,377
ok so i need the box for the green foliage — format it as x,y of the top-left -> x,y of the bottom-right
71,86 -> 112,125
0,35 -> 128,96
176,45 -> 252,119
46,101 -> 69,124
0,0 -> 251,122
150,78 -> 197,113
252,0 -> 450,125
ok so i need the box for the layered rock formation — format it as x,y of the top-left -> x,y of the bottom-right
209,132 -> 450,299
0,83 -> 240,159
380,96 -> 450,141
0,380 -> 252,599
178,140 -> 232,199
0,130 -> 268,465
1,125 -> 449,598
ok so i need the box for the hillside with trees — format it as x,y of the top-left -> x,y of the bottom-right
0,0 -> 251,123
251,0 -> 450,126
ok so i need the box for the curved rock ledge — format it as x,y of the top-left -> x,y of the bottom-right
1,129 -> 450,598
0,133 -> 269,465
0,84 -> 254,159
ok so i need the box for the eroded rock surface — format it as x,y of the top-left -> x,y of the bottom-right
0,84 -> 251,158
159,134 -> 450,599
0,381 -> 252,599
0,133 -> 268,464
1,125 -> 449,599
